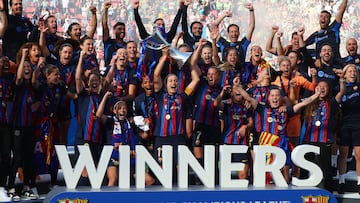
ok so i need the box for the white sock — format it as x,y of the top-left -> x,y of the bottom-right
357,176 -> 360,185
331,155 -> 337,167
339,174 -> 346,184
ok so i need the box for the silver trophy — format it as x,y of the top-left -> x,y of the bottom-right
145,27 -> 192,67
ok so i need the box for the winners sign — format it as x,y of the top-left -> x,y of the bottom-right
43,145 -> 337,203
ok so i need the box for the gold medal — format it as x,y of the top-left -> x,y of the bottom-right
315,121 -> 321,127
355,58 -> 360,64
278,125 -> 283,131
267,117 -> 273,123
175,99 -> 179,103
354,86 -> 358,91
205,94 -> 212,100
195,139 -> 200,145
232,115 -> 239,120
165,114 -> 171,120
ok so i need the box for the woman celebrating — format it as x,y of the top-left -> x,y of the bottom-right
300,79 -> 344,193
337,64 -> 360,194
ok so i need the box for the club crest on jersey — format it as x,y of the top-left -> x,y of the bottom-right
302,195 -> 329,203
58,198 -> 88,203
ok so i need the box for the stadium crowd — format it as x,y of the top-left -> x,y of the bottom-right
0,0 -> 359,201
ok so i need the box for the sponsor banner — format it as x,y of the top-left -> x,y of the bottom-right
44,186 -> 336,203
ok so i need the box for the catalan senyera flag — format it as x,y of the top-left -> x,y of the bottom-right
58,198 -> 88,203
302,195 -> 330,203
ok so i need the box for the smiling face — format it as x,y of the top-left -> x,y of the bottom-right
231,86 -> 243,103
346,38 -> 358,56
126,42 -> 137,60
206,67 -> 219,87
227,25 -> 239,43
59,45 -> 73,65
80,38 -> 94,56
320,45 -> 333,63
201,46 -> 212,65
344,64 -> 358,83
46,68 -> 61,85
88,73 -> 101,93
23,61 -> 32,80
319,11 -> 331,30
141,76 -> 154,96
279,59 -> 291,78
226,49 -> 238,66
114,24 -> 126,40
191,22 -> 203,38
116,48 -> 128,67
46,16 -> 58,34
69,23 -> 82,41
251,45 -> 263,63
114,101 -> 127,121
165,74 -> 178,95
29,44 -> 41,64
11,0 -> 23,16
268,88 -> 281,108
0,57 -> 10,76
317,81 -> 329,99
291,34 -> 299,50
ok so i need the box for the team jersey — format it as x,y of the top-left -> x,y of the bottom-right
300,98 -> 339,143
0,76 -> 13,124
133,93 -> 158,136
76,90 -> 103,144
217,36 -> 250,65
317,63 -> 340,89
248,85 -> 273,132
103,39 -> 126,68
12,81 -> 35,127
82,53 -> 99,71
242,60 -> 271,88
193,80 -> 221,127
153,90 -> 191,137
341,83 -> 360,127
342,54 -> 360,70
222,102 -> 252,145
3,15 -> 33,62
106,117 -> 139,162
219,68 -> 241,87
255,103 -> 295,137
305,21 -> 341,59
112,65 -> 138,98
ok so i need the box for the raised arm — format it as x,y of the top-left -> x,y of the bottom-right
334,69 -> 345,103
236,84 -> 258,109
32,57 -> 46,88
214,85 -> 231,110
266,26 -> 279,55
210,10 -> 232,29
16,48 -> 28,85
335,0 -> 348,24
132,0 -> 150,39
275,32 -> 285,56
184,60 -> 200,95
244,3 -> 255,41
86,6 -> 97,38
75,51 -> 86,93
0,0 -> 7,38
209,25 -> 220,65
190,38 -> 209,76
96,91 -> 113,124
181,0 -> 191,36
167,0 -> 184,42
105,54 -> 118,84
293,87 -> 320,113
39,24 -> 50,58
102,2 -> 112,42
153,47 -> 169,92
